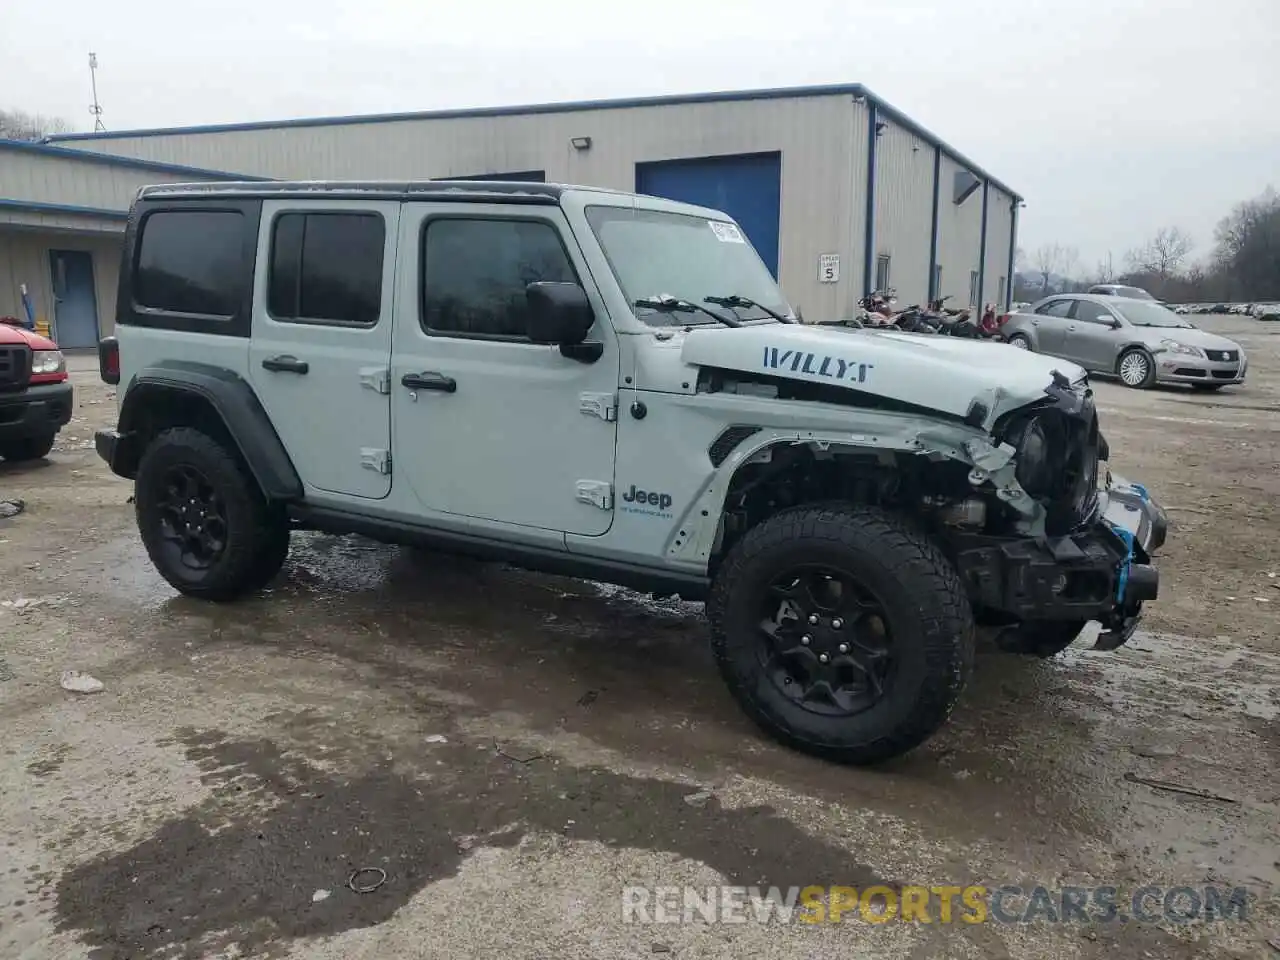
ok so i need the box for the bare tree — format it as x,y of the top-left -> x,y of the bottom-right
1059,246 -> 1081,291
1032,243 -> 1063,295
1125,227 -> 1194,279
1095,251 -> 1116,284
0,108 -> 72,141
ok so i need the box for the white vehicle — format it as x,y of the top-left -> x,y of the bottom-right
95,181 -> 1166,764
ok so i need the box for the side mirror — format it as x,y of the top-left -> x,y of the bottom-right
1110,318 -> 1123,329
526,282 -> 594,345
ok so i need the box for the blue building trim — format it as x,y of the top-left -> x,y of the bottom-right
975,181 -> 990,308
0,198 -> 129,220
1006,200 -> 1020,311
0,138 -> 268,181
927,145 -> 942,301
43,83 -> 1020,200
863,103 -> 879,297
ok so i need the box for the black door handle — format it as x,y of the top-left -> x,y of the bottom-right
402,372 -> 456,393
262,355 -> 309,374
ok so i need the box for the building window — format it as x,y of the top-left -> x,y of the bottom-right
875,255 -> 891,292
268,213 -> 385,326
422,218 -> 578,339
933,265 -> 943,299
134,210 -> 245,316
997,276 -> 1007,306
969,270 -> 980,306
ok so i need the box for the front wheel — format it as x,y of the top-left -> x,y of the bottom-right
708,504 -> 974,765
1118,347 -> 1156,388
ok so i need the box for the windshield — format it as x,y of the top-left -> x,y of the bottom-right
1113,286 -> 1156,300
1113,300 -> 1192,327
585,204 -> 792,325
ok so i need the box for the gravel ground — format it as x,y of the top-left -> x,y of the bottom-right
1,316 -> 1277,959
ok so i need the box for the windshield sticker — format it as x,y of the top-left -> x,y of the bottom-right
763,346 -> 874,384
709,221 -> 746,244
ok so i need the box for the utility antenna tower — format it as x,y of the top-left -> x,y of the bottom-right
88,52 -> 105,132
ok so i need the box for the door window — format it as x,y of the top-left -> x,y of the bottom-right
421,218 -> 578,339
969,270 -> 980,306
267,212 -> 385,326
1074,300 -> 1116,324
1035,299 -> 1073,318
875,255 -> 891,291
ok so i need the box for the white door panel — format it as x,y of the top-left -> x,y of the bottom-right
389,203 -> 619,536
248,200 -> 399,500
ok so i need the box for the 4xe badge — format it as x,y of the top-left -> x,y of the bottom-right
622,484 -> 674,518
763,347 -> 873,384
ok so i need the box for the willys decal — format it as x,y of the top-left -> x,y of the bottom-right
763,347 -> 874,384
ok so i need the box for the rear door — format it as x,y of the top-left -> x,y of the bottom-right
1066,299 -> 1123,370
1030,298 -> 1074,353
248,200 -> 400,500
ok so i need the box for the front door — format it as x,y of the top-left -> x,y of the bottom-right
48,250 -> 99,348
248,200 -> 400,500
1066,299 -> 1123,371
390,204 -> 619,536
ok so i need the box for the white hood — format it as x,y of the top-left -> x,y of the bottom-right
680,323 -> 1086,423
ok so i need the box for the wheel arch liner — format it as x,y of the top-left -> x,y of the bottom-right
115,360 -> 302,501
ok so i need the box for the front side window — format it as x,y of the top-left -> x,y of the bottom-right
268,212 -> 385,326
135,210 -> 245,316
1075,300 -> 1115,324
585,205 -> 791,326
422,218 -> 577,338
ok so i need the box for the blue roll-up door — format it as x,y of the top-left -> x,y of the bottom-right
635,152 -> 782,276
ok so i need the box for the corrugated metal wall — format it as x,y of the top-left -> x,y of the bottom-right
0,149 -> 195,212
0,230 -> 122,339
872,119 -> 934,307
982,185 -> 1014,310
934,153 -> 985,307
59,96 -> 881,322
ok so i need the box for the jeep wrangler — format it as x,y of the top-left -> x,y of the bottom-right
0,318 -> 71,462
95,180 -> 1166,764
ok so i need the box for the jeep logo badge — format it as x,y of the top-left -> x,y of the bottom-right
622,484 -> 674,517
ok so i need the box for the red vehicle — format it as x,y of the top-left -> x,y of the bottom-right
0,318 -> 71,462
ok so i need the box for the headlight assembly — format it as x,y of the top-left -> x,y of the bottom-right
1159,339 -> 1205,358
31,350 -> 66,374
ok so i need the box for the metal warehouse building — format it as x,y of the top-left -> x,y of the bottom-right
2,83 -> 1020,347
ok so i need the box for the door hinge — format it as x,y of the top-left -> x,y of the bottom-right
360,367 -> 391,395
575,480 -> 613,510
579,392 -> 617,422
361,448 -> 392,475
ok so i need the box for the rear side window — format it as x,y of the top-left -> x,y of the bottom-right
1035,299 -> 1073,318
421,218 -> 577,339
134,210 -> 244,316
267,212 -> 385,326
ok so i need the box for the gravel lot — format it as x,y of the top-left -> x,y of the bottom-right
2,315 -> 1277,959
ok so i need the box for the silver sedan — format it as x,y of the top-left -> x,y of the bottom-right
1001,294 -> 1247,390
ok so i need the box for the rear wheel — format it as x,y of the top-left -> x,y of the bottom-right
0,433 -> 55,462
708,504 -> 974,765
135,427 -> 290,601
1007,334 -> 1031,351
1118,348 -> 1155,388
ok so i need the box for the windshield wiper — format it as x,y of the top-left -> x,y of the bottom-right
705,294 -> 793,323
634,295 -> 740,328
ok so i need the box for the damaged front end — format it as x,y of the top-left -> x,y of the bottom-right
946,375 -> 1166,650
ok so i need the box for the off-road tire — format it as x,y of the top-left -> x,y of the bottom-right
135,427 -> 290,601
995,620 -> 1088,658
1007,333 -> 1032,351
1117,347 -> 1156,388
708,503 -> 975,765
0,433 -> 56,462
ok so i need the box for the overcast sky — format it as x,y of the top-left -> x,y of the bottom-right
4,0 -> 1276,272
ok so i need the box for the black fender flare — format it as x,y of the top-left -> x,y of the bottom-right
115,360 -> 302,501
